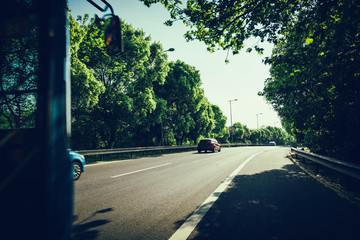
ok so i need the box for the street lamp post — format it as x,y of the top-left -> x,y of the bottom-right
229,99 -> 238,143
256,113 -> 262,130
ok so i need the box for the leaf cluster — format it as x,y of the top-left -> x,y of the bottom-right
260,0 -> 360,160
140,0 -> 312,54
69,14 -> 226,148
141,0 -> 360,160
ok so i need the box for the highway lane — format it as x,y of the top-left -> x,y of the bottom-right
72,146 -> 281,240
72,146 -> 360,240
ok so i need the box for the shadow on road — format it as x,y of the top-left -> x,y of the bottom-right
72,208 -> 113,240
187,164 -> 360,240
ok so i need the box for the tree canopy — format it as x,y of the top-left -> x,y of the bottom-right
69,14 -> 224,148
260,1 -> 360,160
69,12 -> 294,149
140,0 -> 314,54
141,0 -> 360,161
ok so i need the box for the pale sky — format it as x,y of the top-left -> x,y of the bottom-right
68,0 -> 282,130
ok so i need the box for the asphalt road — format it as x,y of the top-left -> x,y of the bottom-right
72,146 -> 360,240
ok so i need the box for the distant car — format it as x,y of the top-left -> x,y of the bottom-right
197,138 -> 221,153
69,150 -> 85,181
269,141 -> 276,146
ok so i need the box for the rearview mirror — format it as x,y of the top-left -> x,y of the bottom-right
104,15 -> 123,55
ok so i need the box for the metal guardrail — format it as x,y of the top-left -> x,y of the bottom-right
75,143 -> 265,157
291,147 -> 360,180
76,145 -> 197,156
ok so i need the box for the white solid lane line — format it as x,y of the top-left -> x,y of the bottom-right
168,150 -> 265,240
110,163 -> 172,178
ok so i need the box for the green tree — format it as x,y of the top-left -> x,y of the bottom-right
249,129 -> 261,144
232,122 -> 250,143
260,1 -> 360,160
156,60 -> 213,145
244,125 -> 295,145
142,0 -> 360,160
70,14 -> 172,149
211,104 -> 229,143
69,13 -> 229,149
129,42 -> 170,146
69,14 -> 106,149
188,97 -> 214,144
141,0 -> 313,55
69,15 -> 104,112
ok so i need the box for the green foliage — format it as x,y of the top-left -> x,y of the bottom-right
139,0 -> 311,54
232,122 -> 251,143
70,14 -> 169,148
69,15 -> 105,111
141,0 -> 360,161
69,14 -> 227,148
69,10 -> 299,149
211,105 -> 229,142
259,1 -> 360,160
239,124 -> 295,145
155,60 -> 215,145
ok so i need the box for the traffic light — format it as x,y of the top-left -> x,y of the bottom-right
105,15 -> 123,55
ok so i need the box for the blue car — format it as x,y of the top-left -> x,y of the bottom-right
69,151 -> 85,181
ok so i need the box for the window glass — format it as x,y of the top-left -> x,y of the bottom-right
0,1 -> 39,129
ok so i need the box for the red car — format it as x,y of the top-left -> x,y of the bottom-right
197,138 -> 221,153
